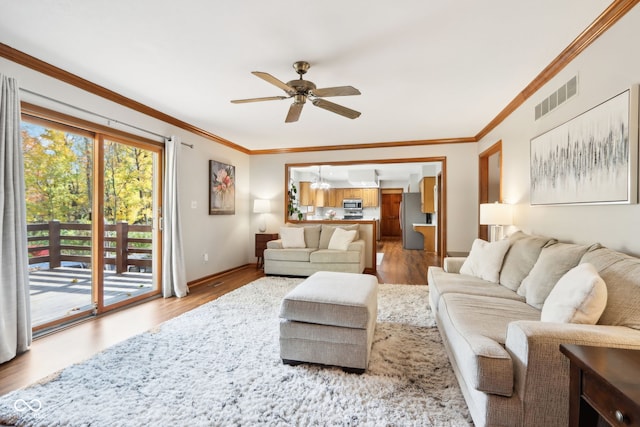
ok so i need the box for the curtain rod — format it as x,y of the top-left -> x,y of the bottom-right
19,88 -> 194,148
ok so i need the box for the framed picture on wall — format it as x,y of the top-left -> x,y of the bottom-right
530,86 -> 639,205
209,160 -> 235,215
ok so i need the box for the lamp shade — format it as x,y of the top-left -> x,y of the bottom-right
253,199 -> 271,214
480,203 -> 512,225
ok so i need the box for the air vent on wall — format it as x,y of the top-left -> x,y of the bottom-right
535,75 -> 578,120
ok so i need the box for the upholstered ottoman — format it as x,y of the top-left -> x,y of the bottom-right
279,271 -> 378,373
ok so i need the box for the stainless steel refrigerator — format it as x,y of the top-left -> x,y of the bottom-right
399,192 -> 425,249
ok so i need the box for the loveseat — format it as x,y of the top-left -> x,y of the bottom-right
428,230 -> 640,427
264,223 -> 365,276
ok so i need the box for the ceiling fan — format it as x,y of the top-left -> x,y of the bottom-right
231,61 -> 361,123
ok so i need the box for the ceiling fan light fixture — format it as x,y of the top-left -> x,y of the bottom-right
231,61 -> 361,123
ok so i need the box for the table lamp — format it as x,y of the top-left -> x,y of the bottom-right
480,203 -> 512,242
253,199 -> 271,232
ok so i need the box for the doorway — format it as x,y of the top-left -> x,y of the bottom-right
21,111 -> 163,333
478,141 -> 503,240
381,189 -> 402,238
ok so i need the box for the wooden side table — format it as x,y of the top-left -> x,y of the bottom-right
560,344 -> 640,427
255,233 -> 278,269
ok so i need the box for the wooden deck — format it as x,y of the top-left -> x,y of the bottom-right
29,267 -> 154,326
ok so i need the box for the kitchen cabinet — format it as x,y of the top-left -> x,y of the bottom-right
314,188 -> 326,207
299,182 -> 314,206
420,177 -> 436,213
343,188 -> 363,200
331,189 -> 344,207
362,188 -> 379,207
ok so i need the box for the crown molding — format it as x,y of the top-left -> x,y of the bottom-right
248,137 -> 476,155
475,0 -> 640,141
2,0 -> 637,154
0,42 -> 249,154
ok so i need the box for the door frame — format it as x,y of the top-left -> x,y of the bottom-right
21,102 -> 164,332
380,188 -> 403,238
478,140 -> 503,240
285,156 -> 448,261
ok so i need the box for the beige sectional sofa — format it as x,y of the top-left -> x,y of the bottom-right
428,231 -> 640,427
264,224 -> 365,276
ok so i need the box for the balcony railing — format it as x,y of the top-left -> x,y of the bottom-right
27,220 -> 152,274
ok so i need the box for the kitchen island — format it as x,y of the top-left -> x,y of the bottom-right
412,223 -> 436,252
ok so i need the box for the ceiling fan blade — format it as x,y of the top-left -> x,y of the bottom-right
311,98 -> 361,119
285,102 -> 304,123
311,86 -> 361,97
252,71 -> 294,94
230,96 -> 288,104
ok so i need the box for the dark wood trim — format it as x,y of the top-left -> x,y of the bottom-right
0,43 -> 249,154
440,159 -> 447,264
478,141 -> 503,240
22,102 -> 162,147
3,0 -> 636,154
187,264 -> 254,288
250,137 -> 475,155
475,0 -> 640,141
93,135 -> 106,312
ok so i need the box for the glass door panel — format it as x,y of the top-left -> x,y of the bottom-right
22,121 -> 95,329
101,139 -> 159,308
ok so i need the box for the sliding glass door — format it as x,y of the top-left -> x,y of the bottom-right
22,120 -> 95,327
21,114 -> 163,332
101,138 -> 160,309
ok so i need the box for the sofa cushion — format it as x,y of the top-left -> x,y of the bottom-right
319,224 -> 360,249
280,226 -> 306,248
288,224 -> 322,249
428,267 -> 525,312
438,294 -> 540,397
328,227 -> 357,250
518,242 -> 600,309
581,247 -> 640,330
310,248 -> 362,264
264,247 -> 315,262
499,231 -> 557,291
541,263 -> 607,324
460,238 -> 511,283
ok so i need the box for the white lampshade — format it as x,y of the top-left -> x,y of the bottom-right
253,199 -> 271,214
480,203 -> 512,226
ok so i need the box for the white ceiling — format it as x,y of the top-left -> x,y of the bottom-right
0,0 -> 613,152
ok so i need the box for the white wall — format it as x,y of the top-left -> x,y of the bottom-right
1,57 -> 252,282
249,142 -> 479,254
477,6 -> 640,256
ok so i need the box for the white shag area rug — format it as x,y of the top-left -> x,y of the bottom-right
0,277 -> 472,426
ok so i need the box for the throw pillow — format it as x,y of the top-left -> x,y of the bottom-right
541,263 -> 607,324
518,242 -> 601,309
459,238 -> 511,283
319,224 -> 360,249
581,247 -> 640,329
327,227 -> 357,250
287,224 -> 321,248
499,231 -> 557,291
279,227 -> 306,248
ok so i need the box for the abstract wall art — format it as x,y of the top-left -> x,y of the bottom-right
530,87 -> 638,205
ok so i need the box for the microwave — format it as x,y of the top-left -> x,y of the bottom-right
343,199 -> 363,209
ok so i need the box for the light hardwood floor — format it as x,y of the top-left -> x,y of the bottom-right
0,237 -> 437,395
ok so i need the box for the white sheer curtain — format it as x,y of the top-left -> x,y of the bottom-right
0,74 -> 32,363
162,136 -> 188,297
